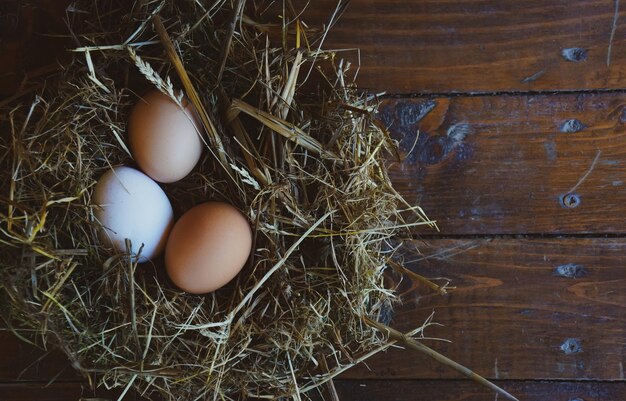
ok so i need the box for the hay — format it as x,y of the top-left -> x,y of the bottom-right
0,1 -> 515,401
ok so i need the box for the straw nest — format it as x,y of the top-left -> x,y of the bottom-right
0,1 -> 436,400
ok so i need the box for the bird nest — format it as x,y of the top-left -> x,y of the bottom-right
0,1 -> 440,400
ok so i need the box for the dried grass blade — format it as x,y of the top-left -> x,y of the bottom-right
41,261 -> 78,314
388,259 -> 447,295
277,51 -> 303,120
229,98 -> 341,161
152,15 -> 234,180
363,316 -> 520,401
215,0 -> 246,82
230,210 -> 334,318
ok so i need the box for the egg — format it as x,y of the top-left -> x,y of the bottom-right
165,202 -> 252,294
128,90 -> 203,183
93,166 -> 174,261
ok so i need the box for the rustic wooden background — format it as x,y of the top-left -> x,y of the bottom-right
2,0 -> 626,400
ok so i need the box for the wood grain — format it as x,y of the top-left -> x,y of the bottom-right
4,1 -> 626,96
333,380 -> 626,401
0,382 -> 139,401
4,379 -> 626,401
381,93 -> 626,235
342,238 -> 626,381
2,2 -> 626,400
0,332 -> 77,382
301,0 -> 626,93
4,238 -> 625,383
0,1 -> 70,98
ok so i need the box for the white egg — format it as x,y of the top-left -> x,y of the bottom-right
93,166 -> 174,261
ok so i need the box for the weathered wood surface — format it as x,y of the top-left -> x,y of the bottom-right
0,382 -> 138,401
0,332 -> 77,382
3,238 -> 625,384
303,0 -> 626,93
3,1 -> 626,96
382,94 -> 626,235
333,380 -> 626,401
341,238 -> 626,381
3,379 -> 625,401
3,1 -> 626,400
0,1 -> 69,98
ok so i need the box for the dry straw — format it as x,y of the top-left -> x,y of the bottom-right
0,1 -> 516,400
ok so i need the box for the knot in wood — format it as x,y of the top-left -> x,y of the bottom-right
560,338 -> 582,354
560,193 -> 581,208
561,48 -> 588,62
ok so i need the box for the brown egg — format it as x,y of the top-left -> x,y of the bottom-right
165,202 -> 252,294
128,90 -> 203,183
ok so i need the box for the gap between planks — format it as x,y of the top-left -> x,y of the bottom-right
380,87 -> 626,99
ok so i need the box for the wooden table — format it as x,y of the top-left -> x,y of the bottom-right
2,1 -> 626,400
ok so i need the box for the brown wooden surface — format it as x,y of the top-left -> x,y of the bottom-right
343,238 -> 626,381
3,0 -> 626,400
333,380 -> 626,401
4,0 -> 626,96
0,1 -> 70,98
306,0 -> 626,93
0,382 -> 137,401
3,380 -> 626,401
382,93 -> 626,235
5,238 -> 626,395
0,332 -> 77,382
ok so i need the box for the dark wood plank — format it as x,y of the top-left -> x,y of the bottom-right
0,332 -> 78,382
1,2 -> 625,399
343,238 -> 626,380
0,1 -> 71,98
0,382 -> 138,401
5,1 -> 626,96
334,380 -> 626,401
6,239 -> 624,383
382,93 -> 626,235
304,0 -> 626,93
3,379 -> 624,401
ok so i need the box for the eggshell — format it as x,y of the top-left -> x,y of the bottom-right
93,166 -> 174,261
128,90 -> 203,183
165,202 -> 252,294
